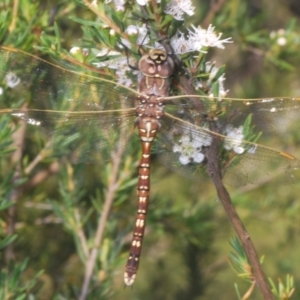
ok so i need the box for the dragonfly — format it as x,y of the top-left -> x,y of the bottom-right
0,45 -> 300,286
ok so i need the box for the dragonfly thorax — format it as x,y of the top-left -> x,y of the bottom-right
136,95 -> 164,119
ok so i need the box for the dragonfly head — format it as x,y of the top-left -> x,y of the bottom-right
148,49 -> 168,65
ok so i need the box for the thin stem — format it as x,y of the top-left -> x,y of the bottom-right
24,143 -> 51,175
221,190 -> 273,299
242,280 -> 256,300
151,0 -> 161,26
206,139 -> 275,300
82,0 -> 129,41
79,132 -> 130,300
8,0 -> 19,32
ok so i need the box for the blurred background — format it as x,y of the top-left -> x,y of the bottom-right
1,0 -> 300,299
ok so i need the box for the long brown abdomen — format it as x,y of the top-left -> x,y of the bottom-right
124,117 -> 159,285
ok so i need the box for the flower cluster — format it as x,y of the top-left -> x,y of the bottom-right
223,125 -> 245,154
4,72 -> 20,88
173,128 -> 212,165
171,24 -> 232,54
107,57 -> 139,87
122,24 -> 149,47
105,0 -> 194,18
0,72 -> 21,95
104,0 -> 126,11
74,1 -> 233,89
173,124 -> 252,166
164,0 -> 194,21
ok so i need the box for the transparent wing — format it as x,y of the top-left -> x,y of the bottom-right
155,112 -> 300,187
163,95 -> 300,138
0,46 -> 139,162
218,97 -> 300,135
1,46 -> 300,180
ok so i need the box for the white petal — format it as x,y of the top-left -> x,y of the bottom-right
164,0 -> 194,20
201,135 -> 212,146
193,152 -> 204,163
223,140 -> 232,150
136,0 -> 149,5
126,25 -> 138,35
91,0 -> 98,7
69,47 -> 81,54
233,146 -> 245,154
179,155 -> 190,165
120,38 -> 131,49
173,144 -> 182,153
181,135 -> 190,144
191,140 -> 202,148
5,73 -> 20,88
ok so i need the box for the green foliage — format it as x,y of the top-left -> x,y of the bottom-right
269,274 -> 295,300
228,236 -> 253,282
0,0 -> 300,299
228,237 -> 296,299
0,116 -> 15,156
0,259 -> 43,300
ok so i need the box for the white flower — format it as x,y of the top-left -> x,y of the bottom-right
5,72 -> 20,88
165,0 -> 194,21
0,87 -> 3,95
198,132 -> 212,147
170,24 -> 232,54
126,25 -> 139,35
96,49 -> 120,57
136,0 -> 149,5
120,38 -> 131,49
93,52 -> 138,86
115,67 -> 136,87
173,130 -> 212,165
194,80 -> 203,90
110,57 -> 139,86
122,24 -> 149,48
82,48 -> 89,56
173,135 -> 205,165
136,24 -> 148,45
270,29 -> 288,47
224,125 -> 245,154
188,24 -> 232,50
277,37 -> 287,46
91,0 -> 98,7
170,31 -> 202,54
69,47 -> 81,54
106,57 -> 130,69
105,0 -> 126,11
70,47 -> 89,56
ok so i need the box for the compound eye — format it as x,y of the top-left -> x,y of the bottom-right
149,49 -> 167,64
